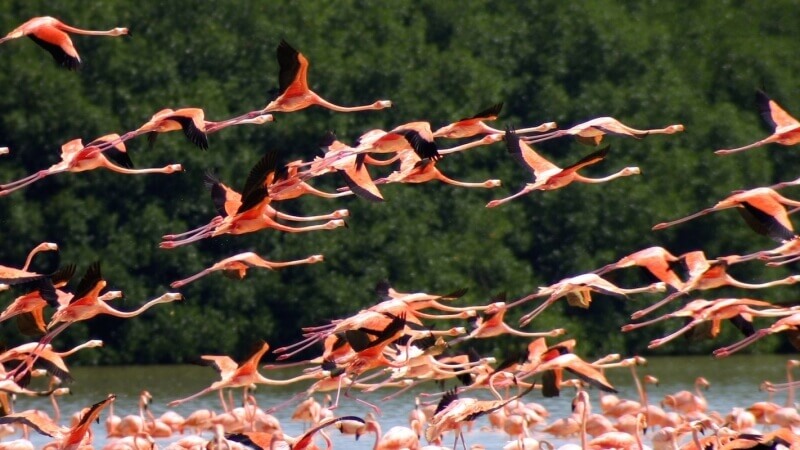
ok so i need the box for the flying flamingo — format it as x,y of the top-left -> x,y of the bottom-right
374,149 -> 502,189
652,187 -> 800,241
447,300 -> 566,346
0,242 -> 59,298
624,298 -> 800,348
594,246 -> 685,290
713,312 -> 800,357
225,415 -> 365,450
6,263 -> 181,383
314,132 -> 384,202
425,385 -> 534,449
0,339 -> 103,385
486,128 -> 640,208
631,251 -> 800,319
506,273 -> 665,326
160,152 -> 346,248
522,116 -> 684,146
116,108 -> 273,150
170,252 -> 324,288
0,394 -> 115,449
258,40 -> 391,114
167,342 -> 322,409
716,90 -> 800,155
0,17 -> 128,70
0,134 -> 182,196
433,103 -> 556,139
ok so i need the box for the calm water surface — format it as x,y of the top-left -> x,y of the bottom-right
11,354 -> 796,448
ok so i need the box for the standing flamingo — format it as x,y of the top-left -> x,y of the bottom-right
0,134 -> 182,196
0,17 -> 128,70
486,128 -> 640,208
716,90 -> 800,155
522,116 -> 684,146
170,252 -> 323,288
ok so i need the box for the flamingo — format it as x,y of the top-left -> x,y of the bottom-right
6,263 -> 182,383
486,128 -> 640,208
593,246 -> 685,290
713,312 -> 800,357
506,273 -> 665,326
433,103 -> 556,139
624,298 -> 800,348
716,90 -> 800,155
0,394 -> 115,449
364,413 -> 420,450
118,108 -> 273,150
226,415 -> 364,449
425,386 -> 534,449
373,146 -> 502,189
258,40 -> 392,114
0,243 -> 60,299
167,342 -> 321,409
652,187 -> 800,242
631,251 -> 800,319
0,134 -> 182,196
0,339 -> 103,384
661,377 -> 710,416
522,116 -> 684,146
0,17 -> 128,70
170,252 -> 323,288
160,151 -> 346,248
447,300 -> 566,346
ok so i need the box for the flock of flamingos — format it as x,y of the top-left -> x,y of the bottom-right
0,14 -> 799,450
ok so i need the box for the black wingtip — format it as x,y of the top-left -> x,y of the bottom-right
319,131 -> 337,149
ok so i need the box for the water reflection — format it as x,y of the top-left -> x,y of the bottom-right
10,354 -> 794,448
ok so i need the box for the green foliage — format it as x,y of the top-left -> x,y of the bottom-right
1,0 -> 799,366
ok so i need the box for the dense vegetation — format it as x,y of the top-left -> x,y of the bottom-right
1,1 -> 799,365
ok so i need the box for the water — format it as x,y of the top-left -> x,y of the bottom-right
9,354 -> 796,448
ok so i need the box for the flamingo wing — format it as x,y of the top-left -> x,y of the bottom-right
27,29 -> 80,70
294,416 -> 365,450
505,127 -> 558,178
16,310 -> 47,338
460,102 -> 503,122
241,150 -> 279,200
738,202 -> 796,242
559,146 -> 610,177
70,262 -> 102,303
728,314 -> 755,337
199,355 -> 238,376
276,39 -> 309,97
394,129 -> 440,160
338,165 -> 384,202
0,411 -> 63,437
204,173 -> 241,217
756,90 -> 800,134
166,115 -> 209,150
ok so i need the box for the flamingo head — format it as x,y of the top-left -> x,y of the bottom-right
622,166 -> 642,176
307,254 -> 325,264
484,179 -> 502,188
113,27 -> 130,37
666,124 -> 685,133
374,100 -> 393,109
